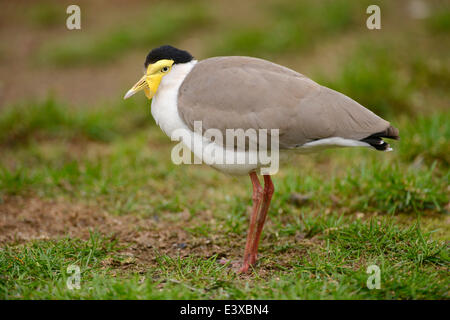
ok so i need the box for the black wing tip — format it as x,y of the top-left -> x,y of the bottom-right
361,125 -> 399,151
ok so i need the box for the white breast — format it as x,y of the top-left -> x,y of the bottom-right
151,60 -> 197,137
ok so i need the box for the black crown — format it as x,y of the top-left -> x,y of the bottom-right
144,45 -> 193,67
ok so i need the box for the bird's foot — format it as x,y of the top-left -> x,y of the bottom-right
219,257 -> 254,274
238,253 -> 258,274
238,263 -> 251,274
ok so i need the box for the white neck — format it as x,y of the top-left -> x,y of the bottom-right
151,60 -> 197,137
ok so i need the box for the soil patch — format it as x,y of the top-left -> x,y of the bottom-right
0,195 -> 320,275
0,196 -> 240,267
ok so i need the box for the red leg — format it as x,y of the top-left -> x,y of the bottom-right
239,174 -> 274,273
248,175 -> 274,266
239,172 -> 263,273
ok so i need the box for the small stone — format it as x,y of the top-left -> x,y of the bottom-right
174,242 -> 187,249
289,193 -> 311,207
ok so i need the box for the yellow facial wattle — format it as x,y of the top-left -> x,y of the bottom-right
124,59 -> 174,100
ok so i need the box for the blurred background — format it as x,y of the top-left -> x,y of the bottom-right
0,0 -> 449,300
0,0 -> 448,113
0,0 -> 449,211
0,0 -> 448,210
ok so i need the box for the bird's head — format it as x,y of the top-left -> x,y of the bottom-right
124,45 -> 193,100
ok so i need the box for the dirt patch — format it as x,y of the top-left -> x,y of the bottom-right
0,195 -> 321,275
0,196 -> 133,243
0,196 -> 239,266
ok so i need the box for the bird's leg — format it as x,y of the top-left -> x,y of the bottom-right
239,171 -> 263,273
239,174 -> 274,273
248,174 -> 274,266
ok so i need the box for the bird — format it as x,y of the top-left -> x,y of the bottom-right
124,45 -> 399,273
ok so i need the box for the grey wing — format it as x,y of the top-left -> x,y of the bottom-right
177,56 -> 394,149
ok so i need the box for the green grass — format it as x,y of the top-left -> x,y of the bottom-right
0,96 -> 149,147
398,112 -> 450,167
427,5 -> 450,33
27,2 -> 62,28
317,42 -> 413,116
0,233 -> 120,299
1,219 -> 447,299
209,0 -> 360,57
0,98 -> 448,214
0,96 -> 448,299
37,2 -> 210,66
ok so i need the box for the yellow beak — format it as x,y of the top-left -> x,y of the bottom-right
124,75 -> 148,100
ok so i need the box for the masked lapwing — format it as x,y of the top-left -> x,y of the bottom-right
124,45 -> 399,273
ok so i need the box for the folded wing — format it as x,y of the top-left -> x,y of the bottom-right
177,56 -> 398,150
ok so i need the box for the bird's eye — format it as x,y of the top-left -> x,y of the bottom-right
162,66 -> 169,72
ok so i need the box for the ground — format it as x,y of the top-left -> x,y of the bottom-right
0,0 -> 449,299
